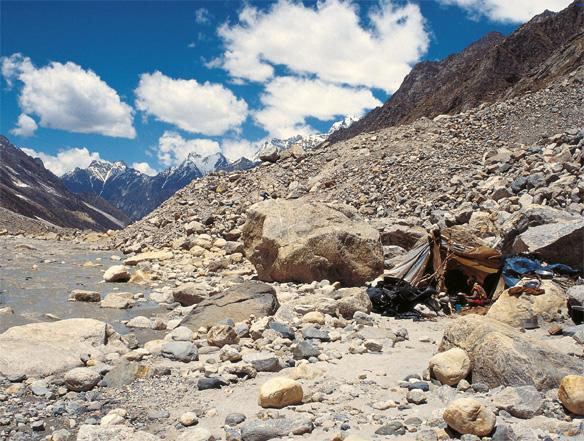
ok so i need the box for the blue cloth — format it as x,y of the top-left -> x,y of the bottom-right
503,256 -> 579,287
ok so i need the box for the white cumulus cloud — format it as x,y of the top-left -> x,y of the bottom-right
135,71 -> 248,136
439,0 -> 572,22
222,139 -> 260,162
156,131 -> 259,166
254,77 -> 382,138
215,0 -> 429,92
21,147 -> 101,176
1,53 -> 136,138
157,131 -> 221,166
11,114 -> 38,137
131,162 -> 158,176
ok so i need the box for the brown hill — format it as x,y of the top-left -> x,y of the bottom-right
0,136 -> 130,232
329,1 -> 584,144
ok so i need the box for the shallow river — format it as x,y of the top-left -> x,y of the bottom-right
0,236 -> 165,335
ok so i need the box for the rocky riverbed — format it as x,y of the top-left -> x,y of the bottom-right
0,233 -> 583,441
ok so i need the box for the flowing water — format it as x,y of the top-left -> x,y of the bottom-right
0,236 -> 165,335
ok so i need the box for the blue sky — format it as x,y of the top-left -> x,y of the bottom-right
0,0 -> 572,176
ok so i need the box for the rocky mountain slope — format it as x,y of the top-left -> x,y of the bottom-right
329,0 -> 584,143
111,64 -> 584,258
63,116 -> 358,222
0,136 -> 130,232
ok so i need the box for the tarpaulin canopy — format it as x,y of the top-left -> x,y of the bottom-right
386,227 -> 502,293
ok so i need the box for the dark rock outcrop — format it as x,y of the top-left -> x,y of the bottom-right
0,136 -> 129,231
329,1 -> 584,143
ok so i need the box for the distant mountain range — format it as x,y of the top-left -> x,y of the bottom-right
0,136 -> 129,231
62,152 -> 241,221
62,115 -> 358,222
255,115 -> 359,159
329,1 -> 584,143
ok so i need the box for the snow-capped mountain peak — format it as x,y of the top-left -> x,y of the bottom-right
327,115 -> 359,135
254,115 -> 360,161
84,159 -> 128,183
183,151 -> 228,176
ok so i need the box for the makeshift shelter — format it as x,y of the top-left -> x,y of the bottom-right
386,227 -> 503,296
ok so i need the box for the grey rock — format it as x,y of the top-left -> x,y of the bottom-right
180,281 -> 279,329
31,420 -> 45,431
292,341 -> 320,359
512,221 -> 584,271
225,413 -> 246,426
472,383 -> 489,393
148,409 -> 170,420
493,386 -> 543,419
302,327 -> 330,341
375,421 -> 405,436
407,381 -> 430,392
563,324 -> 584,343
353,311 -> 374,325
31,380 -> 50,396
198,377 -> 228,390
268,322 -> 295,339
242,352 -> 281,372
240,417 -> 313,441
161,341 -> 198,362
491,423 -> 517,441
407,389 -> 427,404
102,361 -> 147,388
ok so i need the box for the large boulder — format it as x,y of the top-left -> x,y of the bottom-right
428,347 -> 471,386
512,221 -> 584,271
496,205 -> 580,253
487,280 -> 567,327
443,398 -> 496,437
242,199 -> 383,286
0,319 -> 127,378
179,281 -> 279,329
439,315 -> 582,391
558,375 -> 584,416
258,377 -> 303,408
